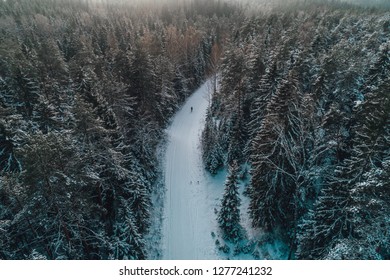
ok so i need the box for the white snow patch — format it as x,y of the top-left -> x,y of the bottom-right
155,79 -> 288,260
161,80 -> 224,260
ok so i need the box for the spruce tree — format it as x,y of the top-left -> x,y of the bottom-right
0,125 -> 20,174
217,161 -> 242,243
249,69 -> 303,231
202,109 -> 223,174
296,75 -> 390,260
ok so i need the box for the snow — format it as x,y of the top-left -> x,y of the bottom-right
158,79 -> 289,260
161,80 -> 224,260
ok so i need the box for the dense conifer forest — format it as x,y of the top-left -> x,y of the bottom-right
202,0 -> 389,259
0,0 -> 389,260
0,0 -> 233,259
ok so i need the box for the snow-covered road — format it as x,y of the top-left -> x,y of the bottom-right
161,81 -> 222,260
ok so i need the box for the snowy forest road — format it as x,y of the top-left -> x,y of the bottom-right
161,80 -> 220,260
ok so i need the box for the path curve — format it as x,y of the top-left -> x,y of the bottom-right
161,81 -> 220,260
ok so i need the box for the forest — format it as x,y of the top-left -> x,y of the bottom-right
202,0 -> 389,259
0,0 -> 233,259
0,0 -> 389,260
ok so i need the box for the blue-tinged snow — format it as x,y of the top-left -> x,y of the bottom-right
157,79 -> 288,260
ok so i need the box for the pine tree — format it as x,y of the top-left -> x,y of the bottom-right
363,42 -> 390,95
296,75 -> 390,260
128,45 -> 157,116
249,70 -> 303,231
202,109 -> 224,174
208,144 -> 224,175
324,160 -> 390,260
217,161 -> 242,243
247,57 -> 280,151
112,207 -> 146,260
127,176 -> 152,235
0,125 -> 20,174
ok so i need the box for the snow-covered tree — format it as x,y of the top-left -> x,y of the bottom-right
249,69 -> 304,231
217,161 -> 242,243
202,109 -> 224,174
296,71 -> 390,260
0,125 -> 20,174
